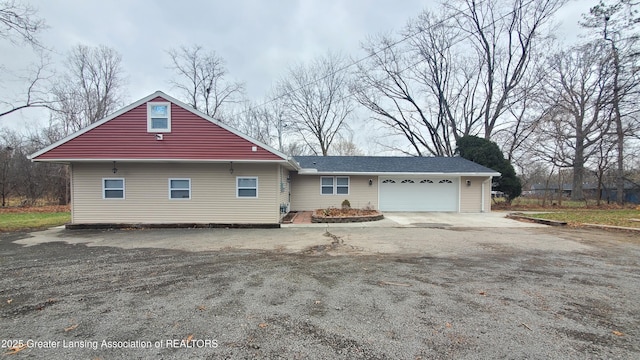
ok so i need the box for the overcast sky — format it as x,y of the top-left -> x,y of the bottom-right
1,0 -> 591,146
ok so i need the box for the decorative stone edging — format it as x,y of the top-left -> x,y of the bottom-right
311,213 -> 384,223
582,223 -> 640,232
506,213 -> 567,226
507,213 -> 640,232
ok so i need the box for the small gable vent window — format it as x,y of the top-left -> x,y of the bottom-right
382,179 -> 395,183
147,102 -> 171,133
420,179 -> 433,183
401,179 -> 415,183
439,179 -> 453,184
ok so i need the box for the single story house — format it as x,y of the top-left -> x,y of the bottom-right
30,91 -> 500,226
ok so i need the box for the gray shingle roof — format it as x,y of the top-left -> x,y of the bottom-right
293,156 -> 500,174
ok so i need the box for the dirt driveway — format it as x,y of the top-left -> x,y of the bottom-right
1,225 -> 639,359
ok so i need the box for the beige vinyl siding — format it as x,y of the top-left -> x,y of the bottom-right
459,176 -> 491,213
278,166 -> 291,217
72,162 -> 280,224
290,174 -> 378,210
484,177 -> 492,212
70,164 -> 76,223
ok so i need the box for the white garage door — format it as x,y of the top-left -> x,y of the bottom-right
379,177 -> 458,212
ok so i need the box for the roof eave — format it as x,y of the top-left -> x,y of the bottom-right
297,170 -> 501,176
31,158 -> 293,164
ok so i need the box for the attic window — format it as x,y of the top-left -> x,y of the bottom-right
147,102 -> 171,133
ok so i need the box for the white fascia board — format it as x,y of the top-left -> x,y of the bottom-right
296,171 -> 501,177
286,158 -> 302,171
32,158 -> 292,164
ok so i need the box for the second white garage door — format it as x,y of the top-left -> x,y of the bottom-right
379,177 -> 459,212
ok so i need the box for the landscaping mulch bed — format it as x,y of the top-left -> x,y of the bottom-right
312,208 -> 383,223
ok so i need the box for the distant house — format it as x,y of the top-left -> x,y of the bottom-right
600,182 -> 640,204
30,91 -> 501,226
529,182 -> 639,204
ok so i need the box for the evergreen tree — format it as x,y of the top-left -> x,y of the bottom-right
456,135 -> 522,202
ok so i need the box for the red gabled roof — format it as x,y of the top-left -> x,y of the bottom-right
31,92 -> 288,162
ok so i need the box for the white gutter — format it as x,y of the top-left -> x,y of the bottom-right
31,158 -> 292,164
297,169 -> 501,177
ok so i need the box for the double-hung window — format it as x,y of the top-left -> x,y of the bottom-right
147,102 -> 171,132
320,176 -> 349,195
169,178 -> 191,199
237,177 -> 258,198
103,178 -> 124,199
336,177 -> 349,194
321,177 -> 334,195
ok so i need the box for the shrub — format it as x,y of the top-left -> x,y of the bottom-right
341,199 -> 351,209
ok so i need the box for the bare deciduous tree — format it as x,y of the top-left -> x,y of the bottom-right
535,42 -> 614,200
229,102 -> 278,147
50,44 -> 126,136
167,44 -> 244,120
352,18 -> 464,157
0,129 -> 65,205
0,130 -> 17,206
581,0 -> 640,204
276,52 -> 353,156
451,0 -> 567,139
331,136 -> 364,156
43,44 -> 126,205
353,1 -> 565,156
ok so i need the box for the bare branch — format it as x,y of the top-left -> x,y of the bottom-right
0,50 -> 54,118
167,44 -> 245,120
0,0 -> 46,46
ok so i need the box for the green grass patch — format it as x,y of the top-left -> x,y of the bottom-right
528,209 -> 640,228
495,197 -> 605,209
0,212 -> 71,232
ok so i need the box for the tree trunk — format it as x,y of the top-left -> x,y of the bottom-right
608,25 -> 624,204
572,133 -> 585,201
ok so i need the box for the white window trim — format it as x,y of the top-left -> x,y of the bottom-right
336,176 -> 350,195
102,178 -> 125,200
320,176 -> 350,195
320,176 -> 334,195
147,102 -> 171,133
168,178 -> 191,200
236,176 -> 258,198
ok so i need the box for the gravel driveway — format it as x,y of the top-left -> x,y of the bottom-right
1,225 -> 639,359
